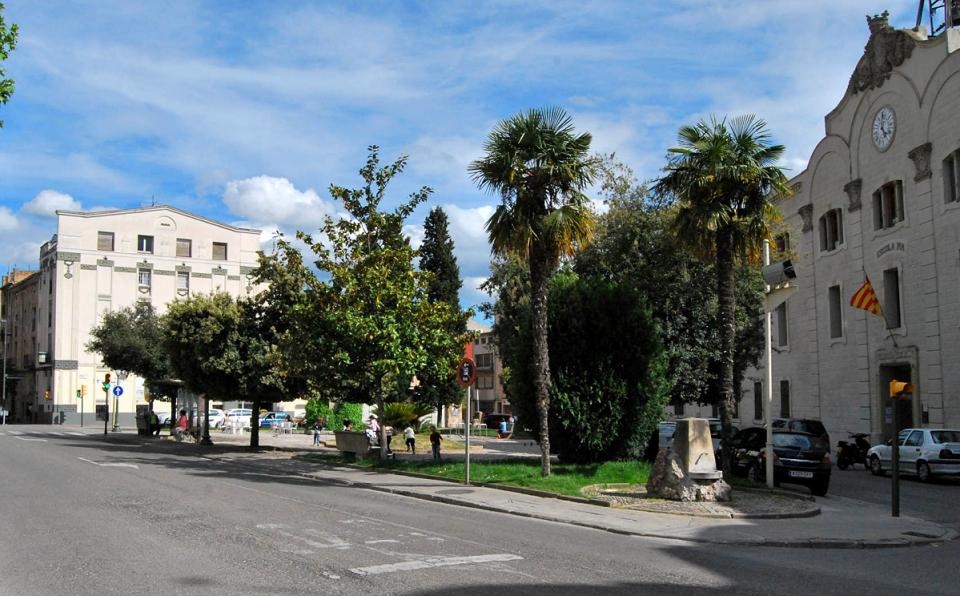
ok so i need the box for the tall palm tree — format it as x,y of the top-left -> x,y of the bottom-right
654,114 -> 791,476
469,107 -> 595,476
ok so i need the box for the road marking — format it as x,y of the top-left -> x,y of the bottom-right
350,553 -> 523,576
15,436 -> 47,442
65,432 -> 85,436
364,539 -> 401,544
77,457 -> 140,469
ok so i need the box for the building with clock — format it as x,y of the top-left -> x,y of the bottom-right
734,9 -> 960,444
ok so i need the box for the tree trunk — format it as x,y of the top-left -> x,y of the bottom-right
529,247 -> 552,477
250,397 -> 261,448
715,228 -> 736,477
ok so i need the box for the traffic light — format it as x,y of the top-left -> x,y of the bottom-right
889,380 -> 914,399
102,373 -> 111,393
43,390 -> 50,400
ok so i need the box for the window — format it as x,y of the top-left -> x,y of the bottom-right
97,231 -> 114,252
775,233 -> 790,254
176,271 -> 190,292
475,353 -> 493,369
212,242 -> 227,260
944,149 -> 960,204
176,238 -> 192,258
779,380 -> 791,418
775,302 -> 788,347
138,268 -> 152,290
818,209 -> 844,251
883,267 -> 902,328
476,375 -> 494,390
872,181 -> 904,230
137,235 -> 154,253
753,381 -> 763,421
828,285 -> 843,339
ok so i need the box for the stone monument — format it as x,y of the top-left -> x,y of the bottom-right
646,418 -> 731,502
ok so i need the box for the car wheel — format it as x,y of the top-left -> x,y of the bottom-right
917,461 -> 933,483
869,455 -> 885,476
746,462 -> 762,483
811,479 -> 829,497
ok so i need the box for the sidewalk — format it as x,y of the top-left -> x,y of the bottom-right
114,425 -> 958,548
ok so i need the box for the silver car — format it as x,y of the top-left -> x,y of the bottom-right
867,428 -> 960,482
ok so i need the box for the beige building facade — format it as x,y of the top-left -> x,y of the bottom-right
9,206 -> 261,425
740,13 -> 960,444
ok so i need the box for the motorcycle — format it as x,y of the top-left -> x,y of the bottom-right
836,433 -> 871,470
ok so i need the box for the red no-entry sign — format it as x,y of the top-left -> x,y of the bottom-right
456,357 -> 477,387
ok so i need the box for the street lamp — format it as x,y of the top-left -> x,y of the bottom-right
761,240 -> 798,488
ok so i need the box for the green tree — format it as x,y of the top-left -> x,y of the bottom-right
417,207 -> 466,422
271,146 -> 468,457
470,107 -> 596,476
654,115 -> 791,474
0,3 -> 18,128
162,293 -> 292,447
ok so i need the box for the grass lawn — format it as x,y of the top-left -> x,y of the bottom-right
303,446 -> 651,499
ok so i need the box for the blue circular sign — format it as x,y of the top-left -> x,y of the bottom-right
112,386 -> 124,397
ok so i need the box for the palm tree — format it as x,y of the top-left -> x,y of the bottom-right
469,107 -> 595,476
654,114 -> 791,476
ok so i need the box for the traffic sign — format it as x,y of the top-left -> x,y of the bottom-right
112,385 -> 124,397
456,357 -> 477,387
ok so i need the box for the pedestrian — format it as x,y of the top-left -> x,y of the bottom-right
174,409 -> 189,442
149,409 -> 160,436
429,425 -> 441,460
342,419 -> 353,431
403,423 -> 416,454
366,414 -> 380,446
497,418 -> 509,439
312,418 -> 322,446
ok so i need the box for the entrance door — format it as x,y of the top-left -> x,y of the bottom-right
879,364 -> 912,440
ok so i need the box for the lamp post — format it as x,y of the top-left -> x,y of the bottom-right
112,370 -> 128,432
761,241 -> 799,488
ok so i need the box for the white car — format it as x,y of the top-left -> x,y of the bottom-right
222,408 -> 253,430
203,408 -> 225,429
867,428 -> 960,482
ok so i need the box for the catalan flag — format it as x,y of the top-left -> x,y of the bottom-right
850,276 -> 883,317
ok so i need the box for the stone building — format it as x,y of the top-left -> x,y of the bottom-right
6,205 -> 261,425
743,11 -> 960,443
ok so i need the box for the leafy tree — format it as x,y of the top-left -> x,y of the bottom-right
653,115 -> 791,474
85,302 -> 176,417
0,3 -> 17,128
469,107 -> 595,476
417,207 -> 467,423
162,293 -> 292,447
270,147 -> 469,457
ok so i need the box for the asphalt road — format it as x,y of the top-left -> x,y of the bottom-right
2,425 -> 959,596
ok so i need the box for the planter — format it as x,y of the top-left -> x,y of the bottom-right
334,430 -> 374,457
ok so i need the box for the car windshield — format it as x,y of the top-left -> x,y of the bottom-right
773,433 -> 826,450
931,430 -> 960,443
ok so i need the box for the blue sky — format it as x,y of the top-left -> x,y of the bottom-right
0,1 -> 916,315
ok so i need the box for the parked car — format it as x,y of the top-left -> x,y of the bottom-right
154,410 -> 172,426
259,411 -> 293,428
203,408 -> 225,429
771,417 -> 830,452
222,408 -> 253,430
866,428 -> 960,482
728,427 -> 832,496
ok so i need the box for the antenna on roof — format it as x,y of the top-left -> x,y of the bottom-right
916,0 -> 960,35
151,194 -> 156,207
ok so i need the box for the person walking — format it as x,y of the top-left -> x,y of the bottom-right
312,419 -> 322,446
429,425 -> 441,460
403,423 -> 416,454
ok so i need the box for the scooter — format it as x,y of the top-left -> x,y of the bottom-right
836,433 -> 871,470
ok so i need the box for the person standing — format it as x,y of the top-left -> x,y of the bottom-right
403,424 -> 416,454
366,414 -> 380,446
149,410 -> 160,436
429,425 -> 441,460
312,419 -> 322,446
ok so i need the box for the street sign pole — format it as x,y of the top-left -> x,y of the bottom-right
456,357 -> 477,485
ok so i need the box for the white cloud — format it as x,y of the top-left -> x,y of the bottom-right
222,176 -> 335,230
0,206 -> 19,230
23,190 -> 82,217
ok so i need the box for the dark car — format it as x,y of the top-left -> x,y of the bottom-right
771,418 -> 830,452
729,427 -> 832,496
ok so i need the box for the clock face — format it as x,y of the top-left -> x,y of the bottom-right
872,106 -> 896,151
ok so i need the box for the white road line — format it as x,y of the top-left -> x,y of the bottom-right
15,437 -> 47,442
350,553 -> 524,576
65,432 -> 85,436
76,457 -> 139,469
